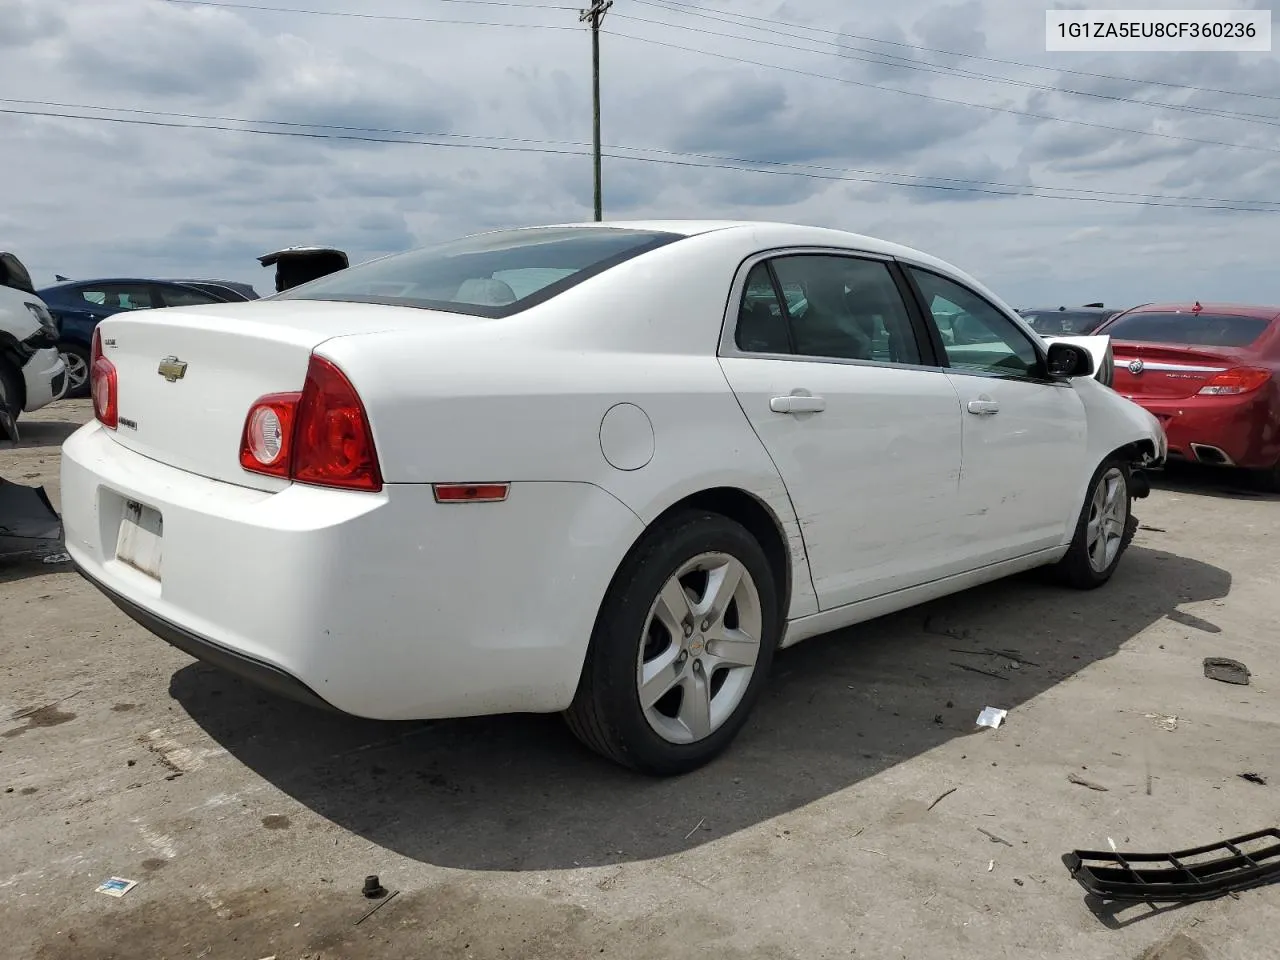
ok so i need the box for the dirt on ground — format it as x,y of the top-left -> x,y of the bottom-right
2,399 -> 1278,959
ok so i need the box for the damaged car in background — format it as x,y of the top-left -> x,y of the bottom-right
60,221 -> 1165,776
0,251 -> 67,442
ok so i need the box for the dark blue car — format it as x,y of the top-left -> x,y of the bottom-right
37,278 -> 258,397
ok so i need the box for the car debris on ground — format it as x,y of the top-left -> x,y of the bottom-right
0,478 -> 63,559
1203,657 -> 1251,685
1065,828 -> 1280,903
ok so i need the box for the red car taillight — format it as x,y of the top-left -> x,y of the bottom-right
1197,367 -> 1272,396
240,354 -> 383,492
90,327 -> 118,429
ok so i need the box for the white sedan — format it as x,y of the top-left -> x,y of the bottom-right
60,221 -> 1165,775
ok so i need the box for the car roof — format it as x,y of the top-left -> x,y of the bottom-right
502,220 -> 978,277
1119,302 -> 1280,320
38,277 -> 201,291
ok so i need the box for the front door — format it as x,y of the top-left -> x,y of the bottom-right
719,251 -> 968,610
904,266 -> 1088,565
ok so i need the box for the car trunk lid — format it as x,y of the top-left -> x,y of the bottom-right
98,300 -> 472,491
1110,342 -> 1249,400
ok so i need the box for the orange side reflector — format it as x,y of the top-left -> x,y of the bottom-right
432,483 -> 510,503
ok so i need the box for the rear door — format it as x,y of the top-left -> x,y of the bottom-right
718,250 -> 967,610
903,265 -> 1088,564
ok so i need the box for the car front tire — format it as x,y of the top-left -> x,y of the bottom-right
58,343 -> 91,399
565,510 -> 780,776
1053,456 -> 1136,589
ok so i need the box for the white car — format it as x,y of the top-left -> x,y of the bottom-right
1,253 -> 68,439
60,221 -> 1165,775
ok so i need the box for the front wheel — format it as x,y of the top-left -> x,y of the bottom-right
565,511 -> 780,776
58,343 -> 91,399
1052,458 -> 1135,589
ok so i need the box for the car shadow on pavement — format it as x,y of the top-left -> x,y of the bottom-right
4,418 -> 80,450
170,545 -> 1230,873
1149,463 -> 1280,502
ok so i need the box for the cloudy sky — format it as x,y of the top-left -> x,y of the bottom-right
1,0 -> 1278,306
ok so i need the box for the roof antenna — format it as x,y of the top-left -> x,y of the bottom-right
1192,301 -> 1203,313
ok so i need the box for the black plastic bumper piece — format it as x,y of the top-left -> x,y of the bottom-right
1065,828 -> 1280,903
1129,467 -> 1151,500
76,562 -> 339,714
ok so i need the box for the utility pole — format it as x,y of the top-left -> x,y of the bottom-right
580,0 -> 612,221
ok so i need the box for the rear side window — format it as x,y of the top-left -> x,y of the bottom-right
1104,311 -> 1272,348
275,227 -> 683,318
734,254 -> 923,365
158,286 -> 225,308
78,284 -> 157,310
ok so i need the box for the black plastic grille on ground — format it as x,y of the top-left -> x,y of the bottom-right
1065,829 -> 1280,902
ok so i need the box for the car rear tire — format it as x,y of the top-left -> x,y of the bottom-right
58,343 -> 91,399
1052,457 -> 1136,590
0,358 -> 22,419
565,510 -> 780,776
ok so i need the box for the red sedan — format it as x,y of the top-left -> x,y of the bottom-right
1095,302 -> 1280,486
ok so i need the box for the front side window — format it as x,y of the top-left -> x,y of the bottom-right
908,268 -> 1039,379
735,254 -> 922,365
275,227 -> 683,318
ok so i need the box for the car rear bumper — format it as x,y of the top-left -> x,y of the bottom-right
1123,392 -> 1279,470
22,346 -> 66,411
77,562 -> 337,711
61,421 -> 645,720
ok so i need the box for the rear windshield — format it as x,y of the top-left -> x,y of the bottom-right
274,227 -> 683,317
1105,311 -> 1273,348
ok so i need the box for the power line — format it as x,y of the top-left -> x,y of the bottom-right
612,7 -> 1280,128
4,104 -> 1277,212
7,97 -> 1279,207
160,0 -> 581,27
606,30 -> 1280,159
167,0 -> 1280,153
633,0 -> 1280,104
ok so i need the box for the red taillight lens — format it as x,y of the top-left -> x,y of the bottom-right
239,392 -> 300,477
239,355 -> 382,492
90,328 -> 118,429
1198,367 -> 1272,396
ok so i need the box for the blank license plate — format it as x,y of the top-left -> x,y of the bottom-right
116,499 -> 164,580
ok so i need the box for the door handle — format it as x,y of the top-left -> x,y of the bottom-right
770,395 -> 827,414
966,399 -> 1000,416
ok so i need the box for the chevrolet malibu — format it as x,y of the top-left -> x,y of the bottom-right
61,222 -> 1165,775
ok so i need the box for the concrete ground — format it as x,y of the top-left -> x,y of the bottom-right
2,399 -> 1278,960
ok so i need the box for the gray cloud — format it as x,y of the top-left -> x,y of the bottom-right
0,0 -> 64,49
0,0 -> 1276,309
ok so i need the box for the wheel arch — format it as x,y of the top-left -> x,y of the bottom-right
637,485 -> 795,626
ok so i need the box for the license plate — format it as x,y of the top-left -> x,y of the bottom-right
116,499 -> 163,580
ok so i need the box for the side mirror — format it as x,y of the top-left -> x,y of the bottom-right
1045,341 -> 1095,379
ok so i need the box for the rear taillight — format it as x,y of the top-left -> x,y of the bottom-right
238,392 -> 300,478
1198,367 -> 1272,396
90,327 -> 118,429
239,355 -> 382,492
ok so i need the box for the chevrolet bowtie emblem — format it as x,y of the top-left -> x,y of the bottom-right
157,356 -> 188,382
